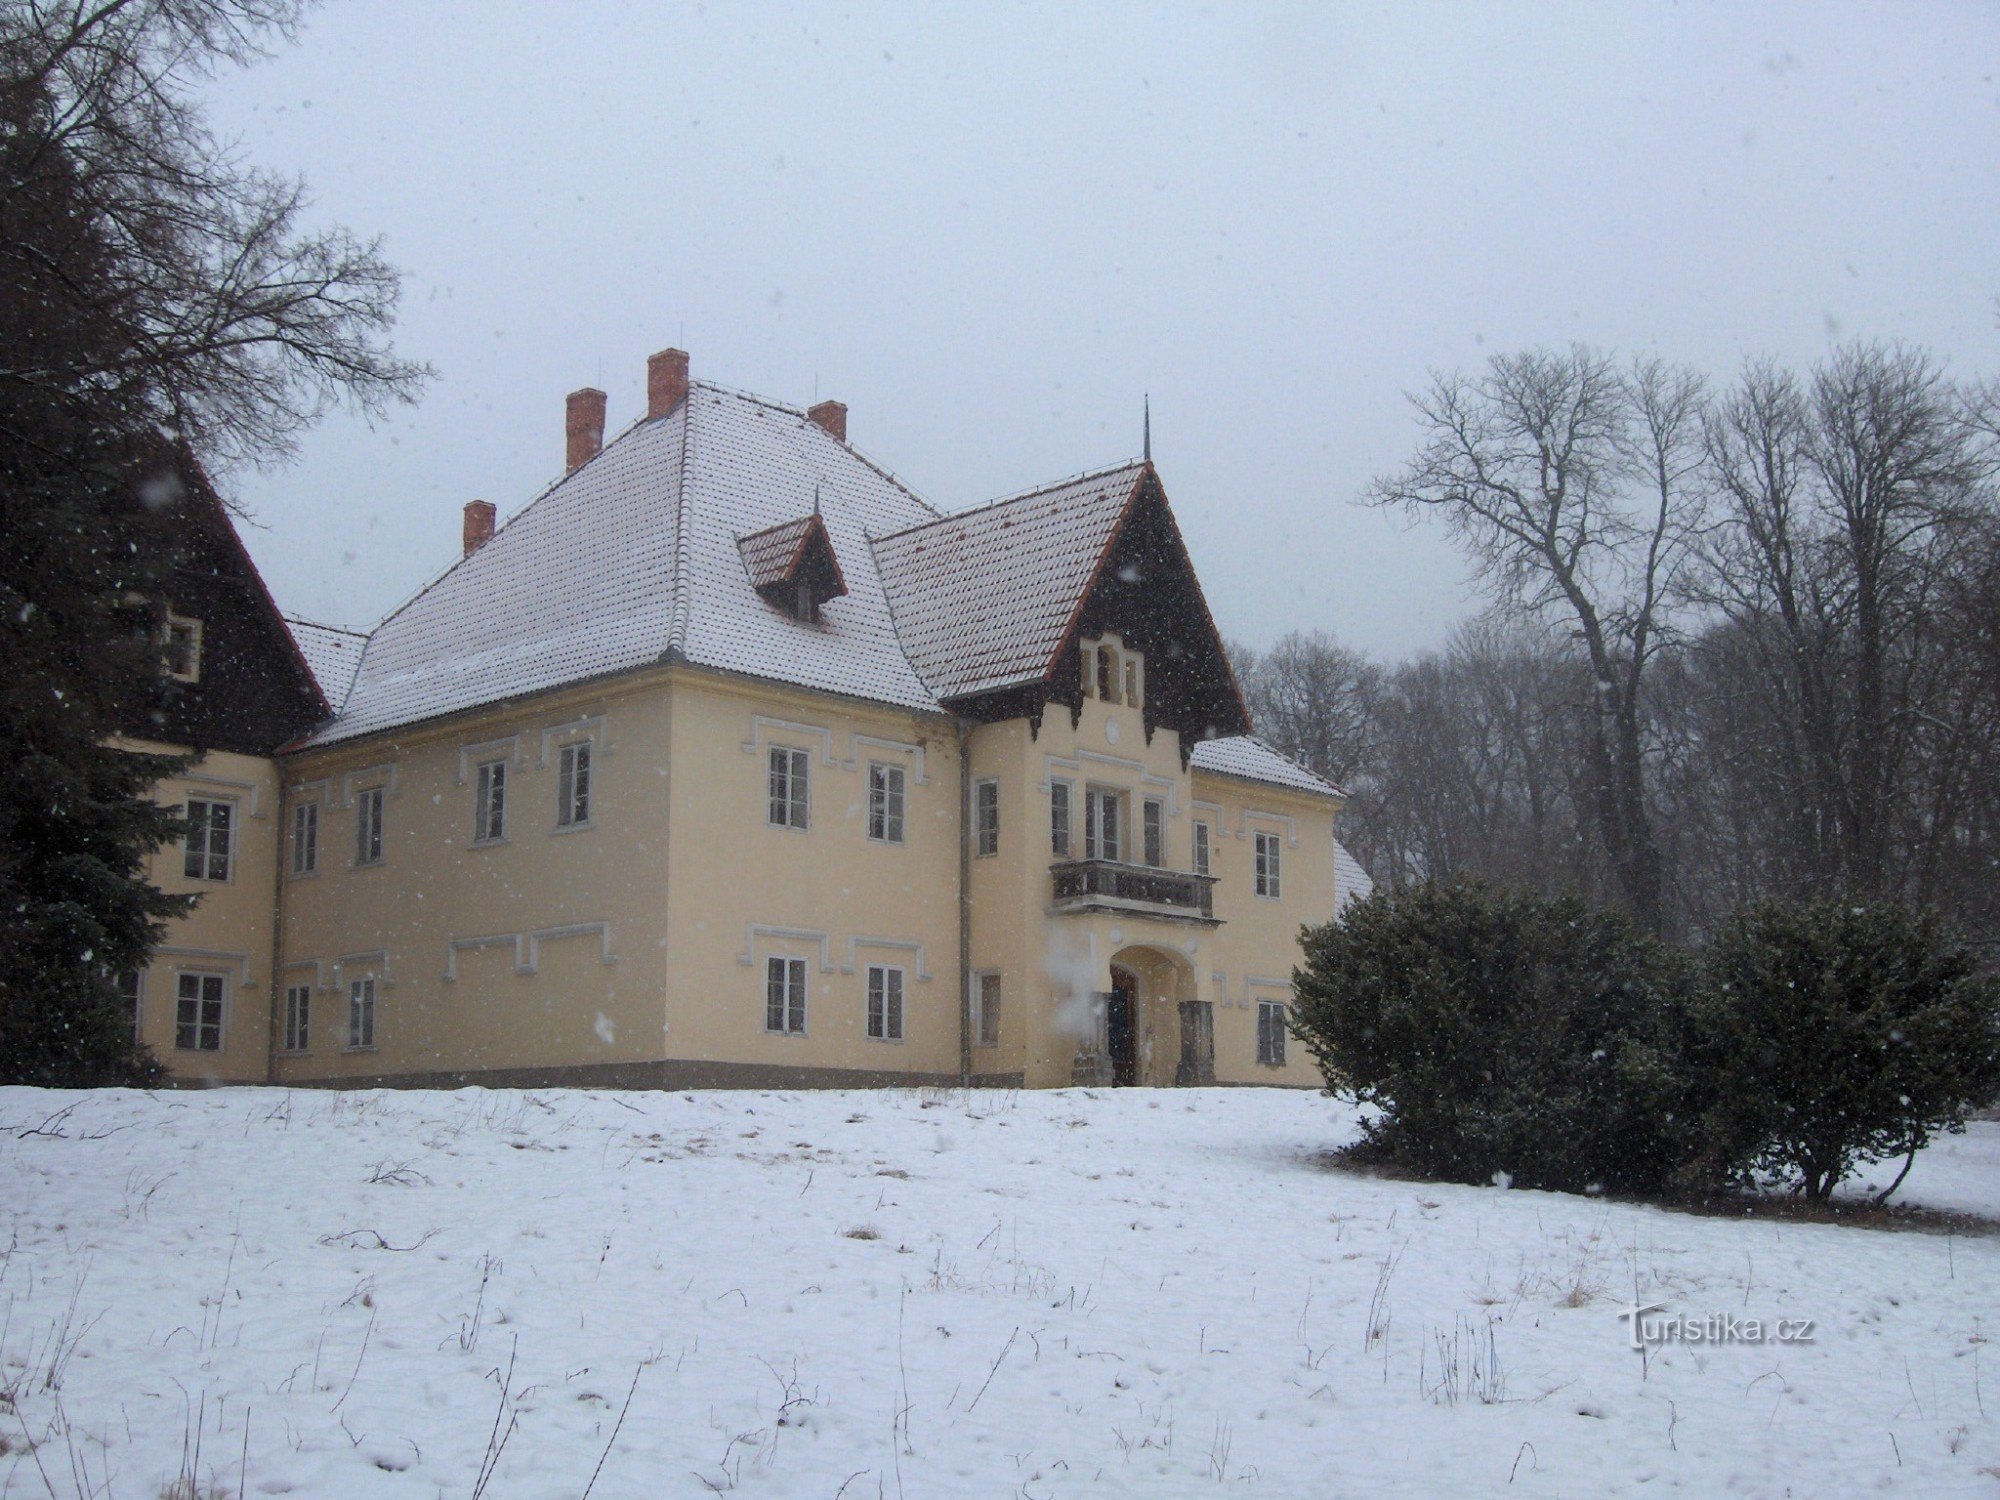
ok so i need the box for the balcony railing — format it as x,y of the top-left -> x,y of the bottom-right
1050,859 -> 1218,922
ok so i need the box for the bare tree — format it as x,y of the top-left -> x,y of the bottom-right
1366,348 -> 1707,933
0,0 -> 426,469
1240,629 -> 1378,788
1699,345 -> 1998,905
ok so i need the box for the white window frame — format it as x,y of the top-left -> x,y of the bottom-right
1257,1000 -> 1288,1067
174,970 -> 225,1052
868,761 -> 906,845
973,778 -> 999,858
354,786 -> 385,867
1254,830 -> 1283,899
765,955 -> 807,1034
347,976 -> 377,1051
1084,786 -> 1123,863
163,610 -> 202,683
473,759 -> 507,844
1192,819 -> 1212,878
866,964 -> 906,1043
1050,779 -> 1074,859
556,740 -> 593,830
291,800 -> 319,876
974,970 -> 1002,1048
1094,644 -> 1119,704
768,746 -> 810,830
117,968 -> 144,1044
283,982 -> 311,1054
1142,798 -> 1164,868
183,796 -> 233,883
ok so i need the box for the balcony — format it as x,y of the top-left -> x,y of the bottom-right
1050,859 -> 1219,924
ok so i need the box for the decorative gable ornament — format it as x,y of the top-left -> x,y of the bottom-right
737,512 -> 848,623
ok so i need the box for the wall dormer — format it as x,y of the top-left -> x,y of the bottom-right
737,513 -> 848,624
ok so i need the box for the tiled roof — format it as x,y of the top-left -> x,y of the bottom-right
1333,839 -> 1375,912
872,463 -> 1147,701
737,515 -> 823,591
285,618 -> 367,710
304,384 -> 940,746
300,379 -> 1243,752
1189,735 -> 1345,798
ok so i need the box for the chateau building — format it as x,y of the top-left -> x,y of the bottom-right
129,351 -> 1370,1090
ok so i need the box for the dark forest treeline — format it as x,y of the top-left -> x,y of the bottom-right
1235,342 -> 2000,951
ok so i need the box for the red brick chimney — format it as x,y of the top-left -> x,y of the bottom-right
807,399 -> 847,442
647,348 -> 690,419
462,499 -> 495,556
566,387 -> 607,471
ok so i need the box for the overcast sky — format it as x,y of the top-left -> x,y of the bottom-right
204,2 -> 2000,662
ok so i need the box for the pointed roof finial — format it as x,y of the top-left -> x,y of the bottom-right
813,483 -> 821,516
1143,394 -> 1151,464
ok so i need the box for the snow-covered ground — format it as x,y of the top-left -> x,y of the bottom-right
1,1086 -> 1995,1498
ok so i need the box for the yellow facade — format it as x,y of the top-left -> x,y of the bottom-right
122,741 -> 283,1083
140,640 -> 1344,1090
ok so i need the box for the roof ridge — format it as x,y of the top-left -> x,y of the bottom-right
664,382 -> 697,657
685,380 -> 942,518
873,456 -> 1147,544
284,615 -> 369,639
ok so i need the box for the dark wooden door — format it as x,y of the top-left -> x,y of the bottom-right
1107,969 -> 1138,1086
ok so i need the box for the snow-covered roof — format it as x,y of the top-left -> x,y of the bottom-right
299,377 -> 1247,752
285,618 -> 367,711
305,384 -> 941,746
1334,839 -> 1374,911
873,463 -> 1147,701
1189,735 -> 1345,799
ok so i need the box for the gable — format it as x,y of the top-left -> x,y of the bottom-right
1060,472 -> 1252,747
872,463 -> 1145,700
133,455 -> 327,755
875,463 -> 1250,750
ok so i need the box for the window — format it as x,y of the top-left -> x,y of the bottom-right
1192,820 -> 1211,877
283,983 -> 311,1053
1096,645 -> 1118,703
183,797 -> 232,881
866,965 -> 905,1042
974,779 -> 999,857
557,741 -> 592,828
1257,1001 -> 1288,1067
868,762 -> 905,844
292,801 -> 318,875
765,956 -> 807,1034
1143,798 -> 1164,868
163,611 -> 202,682
1050,780 -> 1073,859
768,746 -> 809,829
474,759 -> 507,842
355,787 -> 385,865
1254,831 -> 1283,899
175,972 -> 224,1052
347,976 -> 377,1050
117,969 -> 143,1043
1085,787 -> 1122,862
1124,659 -> 1139,707
975,972 -> 1002,1048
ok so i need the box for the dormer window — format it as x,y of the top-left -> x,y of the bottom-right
1096,645 -> 1118,703
163,610 -> 202,682
738,513 -> 848,624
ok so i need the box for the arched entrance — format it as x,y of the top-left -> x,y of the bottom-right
1101,945 -> 1208,1087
